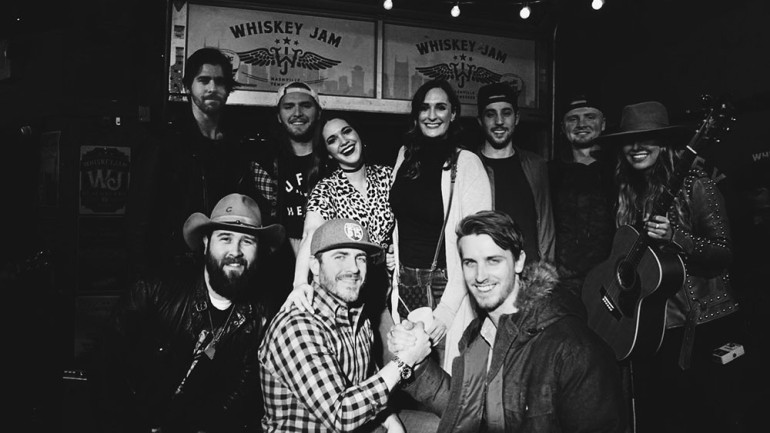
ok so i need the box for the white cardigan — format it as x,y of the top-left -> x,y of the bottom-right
390,147 -> 492,372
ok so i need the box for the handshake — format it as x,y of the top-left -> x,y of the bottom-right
387,318 -> 433,369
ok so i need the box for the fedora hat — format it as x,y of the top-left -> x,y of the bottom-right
183,193 -> 285,252
598,101 -> 690,144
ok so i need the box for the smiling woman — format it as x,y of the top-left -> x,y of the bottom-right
388,79 -> 491,372
285,114 -> 395,320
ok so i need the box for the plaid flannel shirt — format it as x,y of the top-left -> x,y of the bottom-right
251,161 -> 278,219
259,285 -> 389,432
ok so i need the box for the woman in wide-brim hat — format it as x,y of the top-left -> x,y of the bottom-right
602,101 -> 741,432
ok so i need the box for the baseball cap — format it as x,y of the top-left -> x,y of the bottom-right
275,81 -> 320,106
310,218 -> 381,256
477,82 -> 519,116
562,93 -> 604,118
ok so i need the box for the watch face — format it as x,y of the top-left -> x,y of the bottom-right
400,364 -> 413,380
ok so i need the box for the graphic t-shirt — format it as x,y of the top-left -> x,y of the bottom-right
279,153 -> 314,239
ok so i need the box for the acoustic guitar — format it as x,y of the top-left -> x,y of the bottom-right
581,96 -> 733,360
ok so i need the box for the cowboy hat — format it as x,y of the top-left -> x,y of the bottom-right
598,101 -> 691,144
183,193 -> 285,252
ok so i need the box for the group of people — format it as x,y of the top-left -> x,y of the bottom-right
89,46 -> 747,433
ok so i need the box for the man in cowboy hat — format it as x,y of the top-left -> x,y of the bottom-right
259,218 -> 436,432
92,193 -> 285,433
548,93 -> 616,296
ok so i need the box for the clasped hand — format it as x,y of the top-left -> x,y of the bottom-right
387,320 -> 432,367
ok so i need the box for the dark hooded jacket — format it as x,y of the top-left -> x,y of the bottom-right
403,261 -> 625,433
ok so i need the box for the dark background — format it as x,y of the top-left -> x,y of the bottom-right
1,0 -> 768,430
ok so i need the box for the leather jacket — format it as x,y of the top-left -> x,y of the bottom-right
668,169 -> 739,328
91,272 -> 266,433
403,262 -> 626,433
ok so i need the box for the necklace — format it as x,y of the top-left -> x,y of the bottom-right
340,161 -> 365,173
204,305 -> 235,359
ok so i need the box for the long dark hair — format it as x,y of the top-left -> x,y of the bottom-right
399,79 -> 463,180
615,143 -> 690,230
314,113 -> 369,174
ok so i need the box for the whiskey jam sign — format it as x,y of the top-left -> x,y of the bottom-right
79,146 -> 130,215
383,24 -> 538,109
170,3 -> 376,101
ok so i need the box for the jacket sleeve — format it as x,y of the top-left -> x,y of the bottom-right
433,150 -> 491,328
556,334 -> 627,433
671,174 -> 732,273
402,358 -> 453,417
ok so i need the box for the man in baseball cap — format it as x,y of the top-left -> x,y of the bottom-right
259,218 -> 434,432
94,193 -> 285,432
548,92 -> 616,296
474,81 -> 555,264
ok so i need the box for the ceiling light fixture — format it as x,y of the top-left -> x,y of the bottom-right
451,3 -> 461,17
519,4 -> 531,19
591,0 -> 604,10
383,0 -> 393,11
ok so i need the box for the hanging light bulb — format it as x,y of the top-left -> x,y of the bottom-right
591,0 -> 604,10
383,0 -> 393,11
451,4 -> 461,17
519,4 -> 531,19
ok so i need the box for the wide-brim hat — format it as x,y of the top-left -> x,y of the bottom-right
183,193 -> 285,253
310,218 -> 381,256
597,101 -> 691,144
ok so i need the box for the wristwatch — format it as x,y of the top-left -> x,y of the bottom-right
394,356 -> 413,381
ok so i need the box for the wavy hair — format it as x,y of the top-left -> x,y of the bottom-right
399,79 -> 463,180
182,47 -> 235,94
456,210 -> 524,261
615,144 -> 690,230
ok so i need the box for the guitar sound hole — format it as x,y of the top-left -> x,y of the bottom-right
616,260 -> 637,291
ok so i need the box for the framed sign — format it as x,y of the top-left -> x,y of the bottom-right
79,146 -> 131,215
170,2 -> 377,107
167,2 -> 547,115
383,23 -> 538,111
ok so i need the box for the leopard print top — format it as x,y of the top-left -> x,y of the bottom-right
306,165 -> 395,247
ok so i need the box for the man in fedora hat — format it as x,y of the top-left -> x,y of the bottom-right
597,100 -> 743,433
548,93 -> 616,296
92,193 -> 285,433
259,218 -> 436,432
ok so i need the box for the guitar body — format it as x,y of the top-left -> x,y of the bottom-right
582,225 -> 686,360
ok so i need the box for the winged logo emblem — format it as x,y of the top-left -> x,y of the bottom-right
416,62 -> 502,88
236,47 -> 341,76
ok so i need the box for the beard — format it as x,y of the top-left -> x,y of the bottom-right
319,270 -> 364,305
205,252 -> 256,302
285,124 -> 315,143
484,130 -> 513,150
